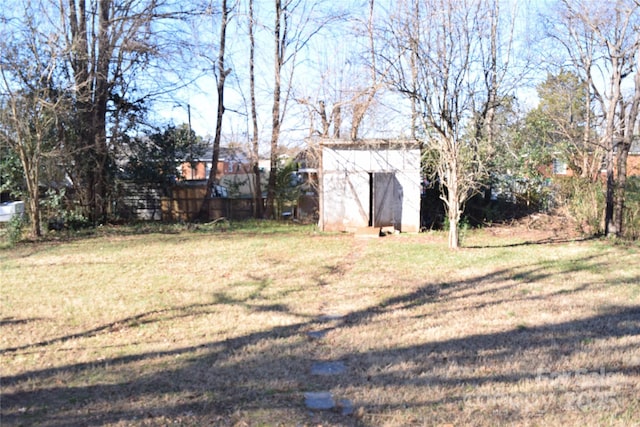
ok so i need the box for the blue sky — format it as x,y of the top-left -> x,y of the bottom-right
155,0 -> 552,144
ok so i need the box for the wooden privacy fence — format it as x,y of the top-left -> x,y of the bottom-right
116,183 -> 163,221
162,185 -> 258,222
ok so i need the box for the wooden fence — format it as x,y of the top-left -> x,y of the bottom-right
162,185 -> 258,222
115,183 -> 164,221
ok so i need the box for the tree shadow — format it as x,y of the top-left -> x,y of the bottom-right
2,254 -> 639,426
465,234 -> 597,249
0,303 -> 221,355
1,273 -> 312,356
0,317 -> 45,327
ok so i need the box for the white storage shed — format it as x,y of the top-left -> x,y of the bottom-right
318,139 -> 421,233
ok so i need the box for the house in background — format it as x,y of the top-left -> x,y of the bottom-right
180,146 -> 265,197
181,146 -> 251,181
551,139 -> 640,178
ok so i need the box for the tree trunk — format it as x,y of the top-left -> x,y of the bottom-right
449,205 -> 460,249
613,147 -> 629,236
484,0 -> 498,148
27,190 -> 41,238
19,147 -> 41,238
265,0 -> 284,219
332,105 -> 341,138
441,154 -> 462,249
93,0 -> 112,224
446,165 -> 460,249
602,64 -> 621,238
448,213 -> 459,249
604,148 -> 617,237
319,101 -> 329,137
248,0 -> 263,219
199,0 -> 230,221
350,0 -> 378,141
67,0 -> 112,224
612,56 -> 640,236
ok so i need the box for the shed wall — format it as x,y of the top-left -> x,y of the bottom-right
319,144 -> 420,232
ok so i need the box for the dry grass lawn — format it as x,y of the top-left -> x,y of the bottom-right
1,221 -> 639,426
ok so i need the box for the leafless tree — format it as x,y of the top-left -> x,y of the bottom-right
350,0 -> 380,140
248,0 -> 263,218
296,0 -> 387,141
264,0 -> 286,219
0,5 -> 64,237
199,0 -> 233,220
264,0 -> 342,218
551,0 -> 640,237
380,0 -> 514,248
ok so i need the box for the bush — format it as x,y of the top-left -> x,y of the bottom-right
42,188 -> 92,232
623,176 -> 640,240
5,213 -> 25,246
554,176 -> 640,240
554,176 -> 605,236
47,210 -> 91,232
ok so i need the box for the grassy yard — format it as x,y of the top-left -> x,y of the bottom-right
1,222 -> 639,426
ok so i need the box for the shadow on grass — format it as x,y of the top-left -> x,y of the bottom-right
465,234 -> 598,249
0,317 -> 45,327
0,303 -> 219,355
2,254 -> 639,426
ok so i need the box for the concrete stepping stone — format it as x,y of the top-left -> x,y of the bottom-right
317,314 -> 344,322
304,392 -> 355,416
306,329 -> 328,340
304,391 -> 335,410
311,361 -> 346,376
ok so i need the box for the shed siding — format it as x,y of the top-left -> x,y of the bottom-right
319,142 -> 421,233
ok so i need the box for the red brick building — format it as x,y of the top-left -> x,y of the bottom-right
180,146 -> 252,181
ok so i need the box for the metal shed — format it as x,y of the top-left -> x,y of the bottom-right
318,139 -> 421,233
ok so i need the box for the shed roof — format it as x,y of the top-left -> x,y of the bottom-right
317,138 -> 421,150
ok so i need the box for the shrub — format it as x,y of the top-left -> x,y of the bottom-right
554,177 -> 604,236
623,176 -> 640,240
5,213 -> 25,246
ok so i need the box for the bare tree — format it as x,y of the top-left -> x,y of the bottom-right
551,0 -> 640,237
0,6 -> 63,237
297,97 -> 342,138
248,0 -> 263,218
264,0 -> 340,218
265,0 -> 288,219
199,0 -> 232,220
295,0 -> 387,141
350,0 -> 379,140
380,0 -> 513,248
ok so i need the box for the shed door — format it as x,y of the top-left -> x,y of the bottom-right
372,172 -> 397,227
343,171 -> 370,228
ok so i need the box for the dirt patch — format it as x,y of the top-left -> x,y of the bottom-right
486,211 -> 584,243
